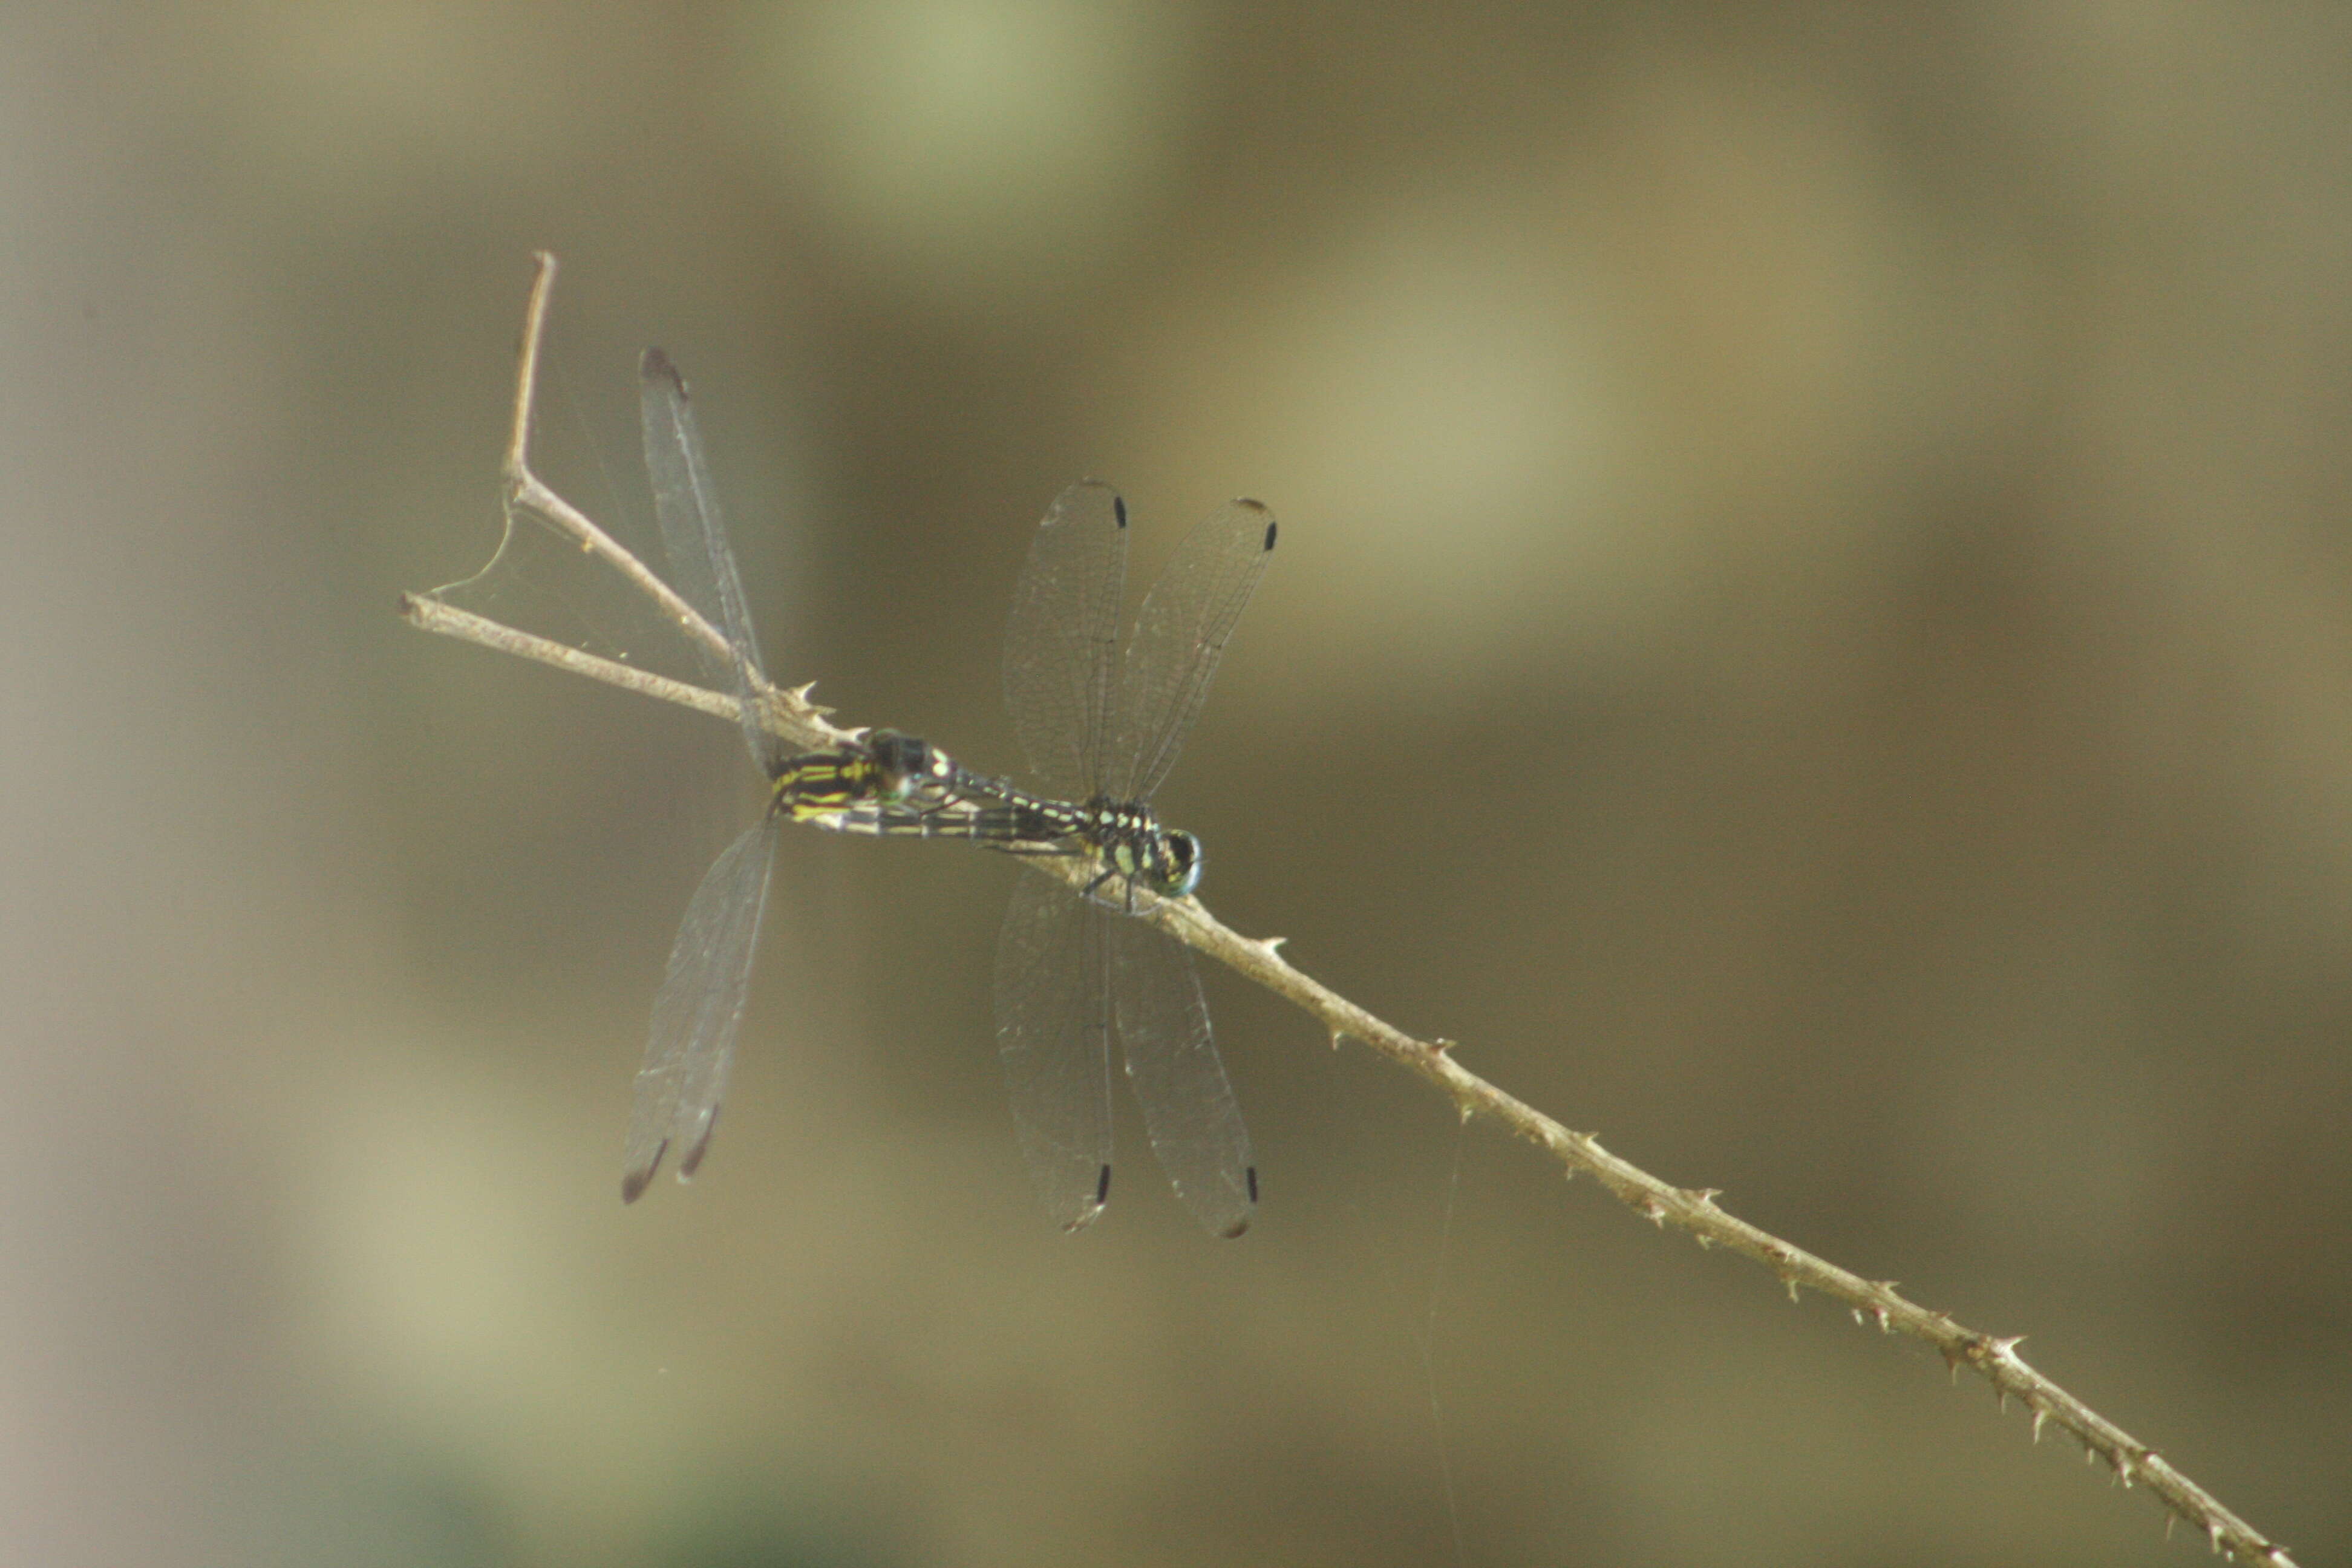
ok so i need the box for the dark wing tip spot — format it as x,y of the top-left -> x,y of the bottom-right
1054,1164 -> 1113,1232
621,1139 -> 668,1204
1228,499 -> 1276,550
640,347 -> 687,397
1218,1215 -> 1252,1240
678,1111 -> 720,1181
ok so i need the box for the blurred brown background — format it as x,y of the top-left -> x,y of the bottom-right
5,3 -> 2348,1564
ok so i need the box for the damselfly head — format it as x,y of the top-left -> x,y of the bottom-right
867,728 -> 955,807
1149,828 -> 1203,898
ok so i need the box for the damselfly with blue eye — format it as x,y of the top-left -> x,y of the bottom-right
825,482 -> 1276,1238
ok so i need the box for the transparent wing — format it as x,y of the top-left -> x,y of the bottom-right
993,868 -> 1115,1231
1111,913 -> 1255,1238
621,812 -> 780,1201
640,348 -> 785,778
1109,498 -> 1276,803
1003,482 -> 1128,801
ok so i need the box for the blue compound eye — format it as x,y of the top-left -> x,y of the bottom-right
1158,830 -> 1203,897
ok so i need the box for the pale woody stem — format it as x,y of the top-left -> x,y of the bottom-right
401,252 -> 2297,1568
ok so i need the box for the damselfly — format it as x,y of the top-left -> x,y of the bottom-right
620,351 -> 979,1201
825,482 -> 1276,1237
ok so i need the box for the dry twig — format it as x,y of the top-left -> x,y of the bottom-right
400,253 -> 2298,1568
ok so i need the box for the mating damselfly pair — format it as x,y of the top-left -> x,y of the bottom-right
625,350 -> 1275,1238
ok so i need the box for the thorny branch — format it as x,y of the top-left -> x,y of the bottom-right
400,253 -> 2298,1568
